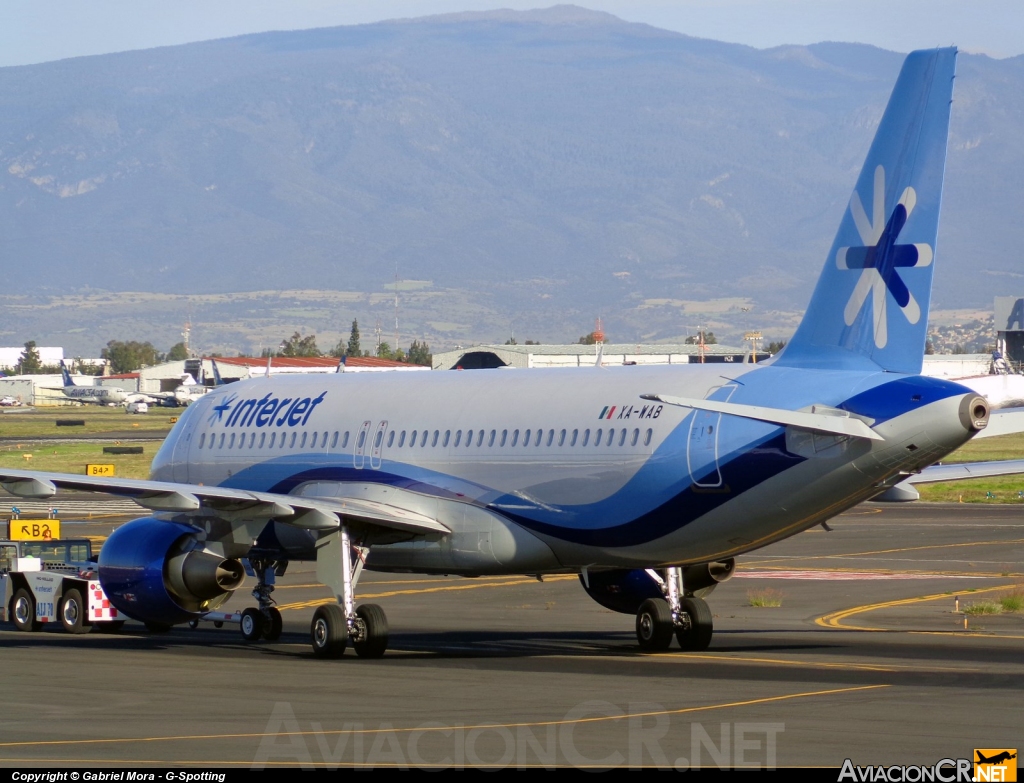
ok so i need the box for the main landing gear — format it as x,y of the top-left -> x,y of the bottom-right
237,558 -> 284,643
635,567 -> 713,652
310,524 -> 388,660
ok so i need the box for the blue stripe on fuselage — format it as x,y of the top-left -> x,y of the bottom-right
214,373 -> 969,549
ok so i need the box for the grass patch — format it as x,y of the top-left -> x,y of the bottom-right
0,407 -> 175,438
963,601 -> 1002,616
916,432 -> 1024,503
0,441 -> 158,479
747,588 -> 784,608
998,586 -> 1024,613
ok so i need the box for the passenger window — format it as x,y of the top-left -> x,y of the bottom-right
259,433 -> 266,449
443,430 -> 451,447
248,433 -> 255,448
432,430 -> 439,447
619,429 -> 626,447
209,434 -> 215,449
500,429 -> 508,447
358,431 -> 366,449
289,432 -> 297,448
523,429 -> 531,447
410,431 -> 418,447
281,432 -> 288,449
631,428 -> 639,446
323,431 -> 328,447
198,433 -> 206,449
228,433 -> 236,449
466,429 -> 473,447
477,430 -> 484,447
269,432 -> 276,448
454,430 -> 462,447
511,429 -> 519,447
342,432 -> 350,449
374,430 -> 383,449
398,431 -> 406,448
595,429 -> 602,447
582,429 -> 590,446
488,430 -> 496,447
331,431 -> 339,449
571,429 -> 578,447
644,428 -> 652,446
218,434 -> 225,449
387,431 -> 395,448
546,429 -> 554,447
300,432 -> 308,448
310,432 -> 317,448
558,429 -> 566,447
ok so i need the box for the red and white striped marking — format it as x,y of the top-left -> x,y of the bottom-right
735,570 -> 987,581
88,582 -> 120,621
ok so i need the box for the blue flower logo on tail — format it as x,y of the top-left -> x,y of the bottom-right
836,165 -> 933,348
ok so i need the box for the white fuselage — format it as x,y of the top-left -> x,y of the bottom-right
151,363 -> 980,572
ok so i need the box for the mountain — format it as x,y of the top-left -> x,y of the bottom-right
1,6 -> 1022,354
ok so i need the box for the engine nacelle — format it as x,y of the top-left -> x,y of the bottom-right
98,517 -> 245,626
579,559 -> 736,615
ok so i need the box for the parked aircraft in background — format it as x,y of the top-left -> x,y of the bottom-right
59,363 -> 127,406
127,374 -> 209,408
2,48 -> 1016,660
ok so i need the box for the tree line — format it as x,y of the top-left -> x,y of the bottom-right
272,320 -> 432,366
10,322 -> 431,376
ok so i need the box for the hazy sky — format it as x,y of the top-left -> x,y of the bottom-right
2,0 -> 1022,69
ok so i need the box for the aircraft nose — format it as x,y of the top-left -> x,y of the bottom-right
959,394 -> 989,434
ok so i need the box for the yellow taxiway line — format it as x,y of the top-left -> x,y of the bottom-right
816,583 -> 1016,631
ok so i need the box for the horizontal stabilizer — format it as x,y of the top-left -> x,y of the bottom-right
903,459 -> 1024,485
641,394 -> 883,441
972,408 -> 1024,440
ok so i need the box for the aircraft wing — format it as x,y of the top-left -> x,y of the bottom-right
0,469 -> 448,537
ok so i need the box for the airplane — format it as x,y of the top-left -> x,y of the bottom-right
976,751 -> 1016,765
58,362 -> 128,406
0,47 -> 1011,659
126,374 -> 209,408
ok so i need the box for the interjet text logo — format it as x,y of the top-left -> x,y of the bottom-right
836,165 -> 933,349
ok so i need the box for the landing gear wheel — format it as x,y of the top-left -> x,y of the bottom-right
636,598 -> 674,651
675,596 -> 713,651
353,604 -> 389,659
264,607 -> 283,641
59,588 -> 89,634
95,620 -> 125,634
240,607 -> 264,641
12,588 -> 40,632
311,605 -> 347,659
188,619 -> 199,630
145,621 -> 172,634
213,621 -> 224,628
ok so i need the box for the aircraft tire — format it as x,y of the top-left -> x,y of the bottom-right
12,589 -> 41,632
635,598 -> 674,651
676,596 -> 713,651
311,605 -> 347,659
240,607 -> 264,641
264,607 -> 283,641
59,588 -> 89,634
353,604 -> 389,659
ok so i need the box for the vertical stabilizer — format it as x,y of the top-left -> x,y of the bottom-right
777,48 -> 957,374
61,361 -> 74,387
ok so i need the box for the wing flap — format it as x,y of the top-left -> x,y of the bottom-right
0,469 -> 449,537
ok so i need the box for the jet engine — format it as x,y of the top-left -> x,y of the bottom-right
579,559 -> 736,614
98,517 -> 245,626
